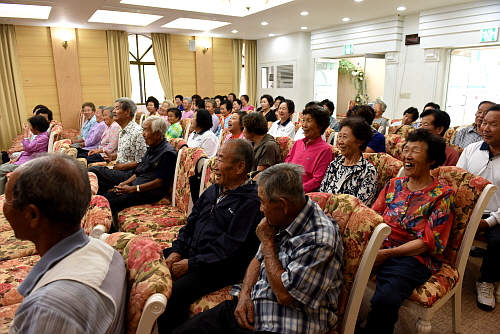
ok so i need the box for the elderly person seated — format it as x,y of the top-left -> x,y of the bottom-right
4,155 -> 126,333
205,99 -> 221,133
452,100 -> 495,149
89,97 -> 147,173
389,107 -> 419,134
260,94 -> 276,129
353,105 -> 386,153
223,110 -> 246,144
240,94 -> 254,111
0,115 -> 50,195
373,100 -> 389,134
285,105 -> 332,193
322,98 -> 339,132
242,112 -> 281,172
187,109 -> 218,158
76,107 -> 108,159
98,116 -> 177,215
145,96 -> 160,119
171,163 -> 344,334
181,97 -> 194,119
215,100 -> 233,137
82,107 -> 121,163
158,139 -> 263,333
319,117 -> 378,206
71,102 -> 97,148
165,108 -> 183,140
268,99 -> 296,138
359,129 -> 455,334
420,108 -> 459,166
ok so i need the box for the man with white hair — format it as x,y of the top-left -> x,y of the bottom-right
181,97 -> 194,119
95,116 -> 177,215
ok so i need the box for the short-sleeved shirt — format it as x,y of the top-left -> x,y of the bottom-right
231,198 -> 344,334
80,116 -> 97,140
368,129 -> 386,153
444,144 -> 459,166
451,125 -> 482,148
165,122 -> 183,139
116,120 -> 147,164
372,177 -> 455,274
268,118 -> 295,138
262,110 -> 277,123
252,134 -> 281,170
187,129 -> 218,158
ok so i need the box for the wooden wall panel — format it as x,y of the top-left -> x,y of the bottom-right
195,36 -> 214,98
15,26 -> 61,121
77,29 -> 108,58
212,37 -> 233,96
170,34 -> 196,97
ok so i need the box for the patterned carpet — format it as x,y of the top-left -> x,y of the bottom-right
358,255 -> 500,334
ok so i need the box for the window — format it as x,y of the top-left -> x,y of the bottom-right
128,34 -> 164,103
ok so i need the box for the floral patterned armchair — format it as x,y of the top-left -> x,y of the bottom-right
363,153 -> 404,197
384,134 -> 405,161
117,147 -> 207,234
395,125 -> 415,138
200,157 -> 217,195
274,136 -> 294,162
102,232 -> 172,334
368,166 -> 496,334
167,138 -> 188,152
180,118 -> 192,141
443,128 -> 457,144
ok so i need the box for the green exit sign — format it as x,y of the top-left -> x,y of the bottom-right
480,28 -> 498,43
344,44 -> 353,55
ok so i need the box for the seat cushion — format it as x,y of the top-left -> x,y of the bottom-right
117,206 -> 187,234
0,231 -> 37,262
189,285 -> 234,317
0,303 -> 21,333
137,225 -> 184,249
0,255 -> 40,307
408,263 -> 460,307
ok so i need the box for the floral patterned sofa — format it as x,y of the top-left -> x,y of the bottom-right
363,153 -> 404,197
384,134 -> 405,161
274,136 -> 294,162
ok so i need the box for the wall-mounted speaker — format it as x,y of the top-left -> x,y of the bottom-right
189,40 -> 196,51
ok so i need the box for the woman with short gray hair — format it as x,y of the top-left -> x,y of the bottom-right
373,100 -> 389,134
85,106 -> 121,163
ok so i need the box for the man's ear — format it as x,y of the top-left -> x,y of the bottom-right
236,161 -> 246,175
436,126 -> 445,136
279,198 -> 289,215
27,204 -> 43,229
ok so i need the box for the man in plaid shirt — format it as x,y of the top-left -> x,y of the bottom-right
172,163 -> 344,334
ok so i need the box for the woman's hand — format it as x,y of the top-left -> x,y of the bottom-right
22,123 -> 29,137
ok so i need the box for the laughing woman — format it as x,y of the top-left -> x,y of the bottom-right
361,128 -> 455,334
318,117 -> 378,206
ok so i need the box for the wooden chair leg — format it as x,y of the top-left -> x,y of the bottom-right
451,287 -> 462,333
415,318 -> 432,334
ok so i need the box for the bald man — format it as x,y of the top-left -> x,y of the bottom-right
4,155 -> 126,334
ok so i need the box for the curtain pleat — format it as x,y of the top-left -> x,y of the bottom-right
232,39 -> 243,96
0,25 -> 25,151
106,30 -> 132,101
151,33 -> 174,100
244,40 -> 258,107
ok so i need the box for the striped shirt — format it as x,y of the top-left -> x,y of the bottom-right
233,198 -> 344,334
451,125 -> 482,148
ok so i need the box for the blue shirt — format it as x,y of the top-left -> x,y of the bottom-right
232,198 -> 344,334
368,129 -> 386,153
81,115 -> 97,140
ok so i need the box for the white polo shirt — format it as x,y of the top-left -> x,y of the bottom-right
457,141 -> 500,227
268,118 -> 295,138
187,129 -> 218,158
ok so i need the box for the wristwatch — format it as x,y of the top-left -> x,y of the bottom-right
136,185 -> 141,192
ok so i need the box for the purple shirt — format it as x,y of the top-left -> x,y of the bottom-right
99,122 -> 121,156
84,121 -> 107,150
15,132 -> 49,165
181,110 -> 194,119
285,137 -> 332,193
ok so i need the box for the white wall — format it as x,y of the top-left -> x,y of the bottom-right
257,32 -> 312,112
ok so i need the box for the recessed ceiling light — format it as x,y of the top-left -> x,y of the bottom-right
354,0 -> 363,2
162,18 -> 230,31
301,27 -> 307,30
120,0 -> 294,17
89,10 -> 162,26
261,22 -> 268,25
342,17 -> 350,22
0,3 -> 51,19
300,11 -> 309,15
232,30 -> 238,33
269,33 -> 275,36
397,6 -> 406,10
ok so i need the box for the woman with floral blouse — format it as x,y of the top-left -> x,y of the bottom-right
318,116 -> 378,206
360,128 -> 456,334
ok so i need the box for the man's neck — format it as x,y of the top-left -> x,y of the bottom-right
117,118 -> 132,129
222,177 -> 249,192
489,144 -> 500,156
36,226 -> 80,257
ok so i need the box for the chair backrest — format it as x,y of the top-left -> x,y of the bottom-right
307,193 -> 388,334
443,128 -> 457,144
47,131 -> 57,153
172,147 -> 207,213
372,122 -> 381,130
274,136 -> 294,162
218,128 -> 230,147
200,156 -> 217,195
327,131 -> 337,146
180,118 -> 192,141
294,122 -> 301,132
102,232 -> 171,334
430,166 -> 496,272
167,138 -> 188,152
81,195 -> 112,235
53,139 -> 72,154
384,134 -> 405,160
330,146 -> 341,160
363,153 -> 404,196
324,127 -> 334,143
395,125 -> 415,138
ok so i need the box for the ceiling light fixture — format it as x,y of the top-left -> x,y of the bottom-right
88,10 -> 162,26
397,6 -> 406,10
261,22 -> 268,25
301,27 -> 307,30
269,33 -> 275,36
300,11 -> 309,15
354,0 -> 363,2
0,3 -> 52,19
162,18 -> 230,31
342,17 -> 350,22
232,30 -> 238,33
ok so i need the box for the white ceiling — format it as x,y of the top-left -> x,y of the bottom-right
0,0 -> 479,40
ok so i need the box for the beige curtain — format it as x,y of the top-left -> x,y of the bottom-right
232,39 -> 243,96
151,33 -> 174,100
106,30 -> 132,100
0,25 -> 26,151
244,40 -> 258,107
